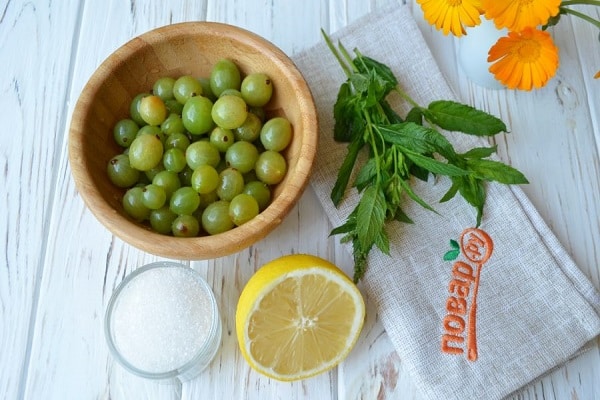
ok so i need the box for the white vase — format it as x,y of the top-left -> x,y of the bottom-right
457,18 -> 507,90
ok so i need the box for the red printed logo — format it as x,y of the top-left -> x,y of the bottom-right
441,228 -> 494,361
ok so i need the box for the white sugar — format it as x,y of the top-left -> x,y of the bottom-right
110,266 -> 214,374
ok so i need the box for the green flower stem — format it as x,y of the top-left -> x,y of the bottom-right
561,0 -> 600,7
561,6 -> 600,29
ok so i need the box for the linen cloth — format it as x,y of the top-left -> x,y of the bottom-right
292,4 -> 600,400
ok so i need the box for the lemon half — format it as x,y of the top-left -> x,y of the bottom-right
235,254 -> 366,381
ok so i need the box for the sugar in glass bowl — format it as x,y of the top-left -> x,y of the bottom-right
104,262 -> 222,381
68,22 -> 318,259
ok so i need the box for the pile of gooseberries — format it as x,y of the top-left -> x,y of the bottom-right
106,59 -> 293,237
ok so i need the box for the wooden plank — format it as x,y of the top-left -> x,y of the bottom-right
11,0 -> 600,399
207,0 -> 326,56
22,1 -> 207,399
0,1 -> 80,398
565,5 -> 600,289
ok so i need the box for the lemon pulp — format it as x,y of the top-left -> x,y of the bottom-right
236,254 -> 365,381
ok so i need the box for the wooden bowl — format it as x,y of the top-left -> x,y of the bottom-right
68,22 -> 318,259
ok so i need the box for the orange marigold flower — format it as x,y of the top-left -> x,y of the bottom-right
472,0 -> 484,13
488,27 -> 559,91
481,0 -> 561,32
595,70 -> 600,79
417,0 -> 482,37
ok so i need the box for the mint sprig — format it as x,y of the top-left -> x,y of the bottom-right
322,31 -> 528,282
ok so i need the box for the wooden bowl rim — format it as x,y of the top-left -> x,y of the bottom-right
68,21 -> 318,259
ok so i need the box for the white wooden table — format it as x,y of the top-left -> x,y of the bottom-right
2,0 -> 599,399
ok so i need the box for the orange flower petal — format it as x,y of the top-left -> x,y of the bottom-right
487,28 -> 559,90
472,0 -> 484,13
520,63 -> 533,90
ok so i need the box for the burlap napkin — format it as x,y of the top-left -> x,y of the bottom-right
292,4 -> 600,400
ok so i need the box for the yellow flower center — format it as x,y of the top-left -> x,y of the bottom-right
515,38 -> 541,62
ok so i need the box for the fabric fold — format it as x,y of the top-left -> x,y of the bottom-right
292,4 -> 600,399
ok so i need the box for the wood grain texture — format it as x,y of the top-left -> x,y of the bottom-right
22,1 -> 208,399
2,0 -> 599,399
0,1 -> 80,399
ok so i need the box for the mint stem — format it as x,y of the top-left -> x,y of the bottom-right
339,42 -> 358,73
321,29 -> 353,77
393,87 -> 421,109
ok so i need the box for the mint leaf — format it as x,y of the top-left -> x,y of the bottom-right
397,177 -> 437,213
404,151 -> 469,177
405,107 -> 424,125
380,100 -> 404,124
354,55 -> 398,92
365,70 -> 391,107
349,73 -> 370,94
355,185 -> 387,254
379,122 -> 456,158
440,180 -> 460,203
322,32 -> 529,282
353,158 -> 377,191
333,82 -> 364,142
467,159 -> 530,184
331,134 -> 364,206
457,176 -> 486,226
462,145 -> 498,159
425,100 -> 507,136
410,164 -> 431,182
374,229 -> 390,255
330,220 -> 355,236
393,206 -> 414,224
